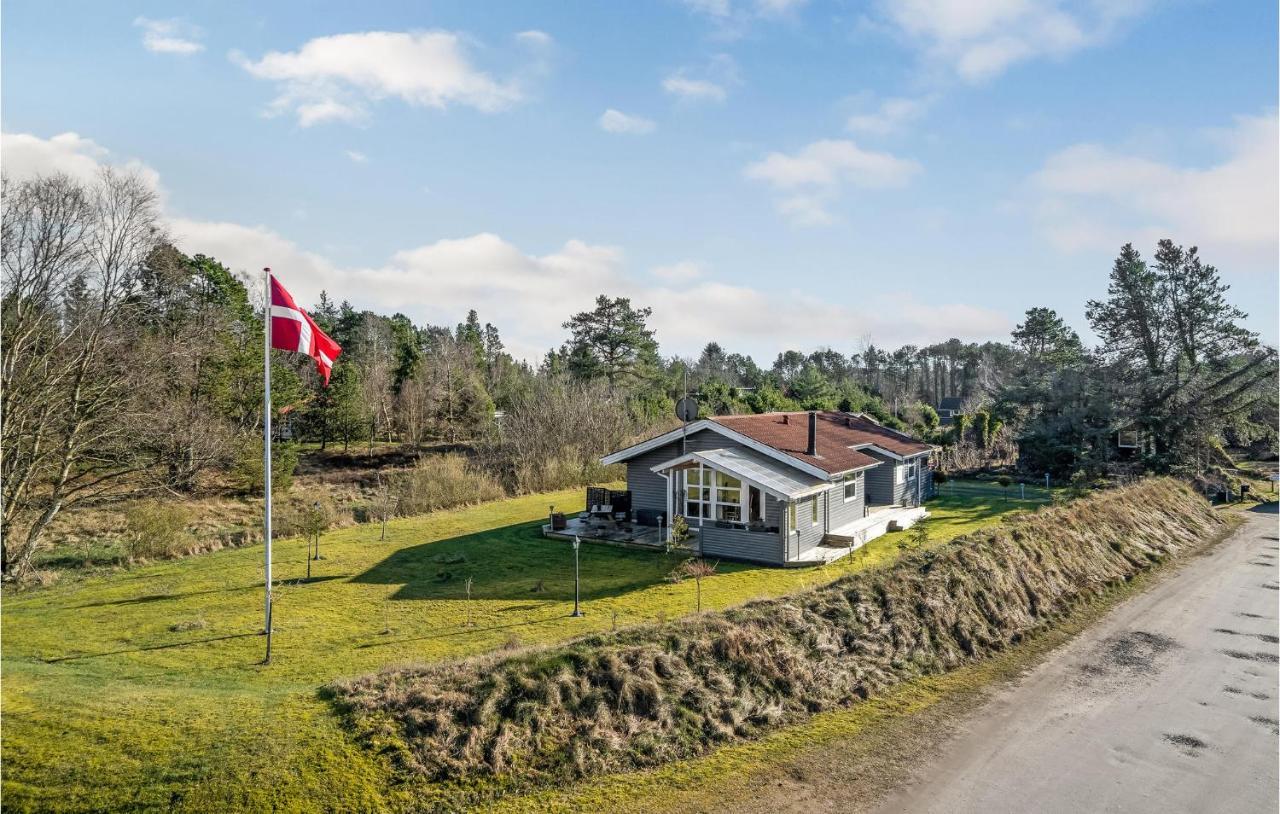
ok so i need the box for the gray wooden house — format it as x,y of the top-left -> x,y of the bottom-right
597,411 -> 935,566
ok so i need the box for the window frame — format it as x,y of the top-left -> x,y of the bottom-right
713,469 -> 743,523
810,495 -> 819,526
682,464 -> 746,524
683,465 -> 710,519
843,472 -> 859,503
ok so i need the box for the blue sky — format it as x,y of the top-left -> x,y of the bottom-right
3,0 -> 1276,361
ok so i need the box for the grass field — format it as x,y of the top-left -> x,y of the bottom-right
2,484 -> 1039,812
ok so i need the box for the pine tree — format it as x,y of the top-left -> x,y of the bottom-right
561,295 -> 659,387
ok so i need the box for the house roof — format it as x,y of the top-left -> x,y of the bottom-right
601,411 -> 932,480
938,396 -> 964,411
649,447 -> 828,500
711,412 -> 931,474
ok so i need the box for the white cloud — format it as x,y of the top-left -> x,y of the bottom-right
2,130 -> 1007,358
1,131 -> 108,183
680,0 -> 807,38
133,17 -> 204,55
776,194 -> 836,227
681,0 -> 807,19
846,96 -> 932,135
1031,112 -> 1279,262
0,131 -> 163,195
682,0 -> 733,17
651,261 -> 704,281
754,0 -> 808,15
663,53 -> 739,103
878,0 -> 1150,82
746,140 -> 921,189
515,30 -> 553,48
345,150 -> 369,164
232,30 -> 536,126
648,282 -> 1009,353
745,138 -> 921,225
598,109 -> 656,135
663,76 -> 727,103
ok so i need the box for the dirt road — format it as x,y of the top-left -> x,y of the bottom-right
874,505 -> 1279,814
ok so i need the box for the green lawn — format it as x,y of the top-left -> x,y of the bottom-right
2,486 -> 1031,813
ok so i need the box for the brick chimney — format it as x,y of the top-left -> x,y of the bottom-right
807,411 -> 818,457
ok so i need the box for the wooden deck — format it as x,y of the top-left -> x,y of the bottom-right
802,506 -> 931,564
541,516 -> 668,550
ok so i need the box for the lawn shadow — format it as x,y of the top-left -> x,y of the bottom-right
351,519 -> 721,602
43,631 -> 260,663
68,576 -> 346,609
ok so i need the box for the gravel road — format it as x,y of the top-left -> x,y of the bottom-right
874,504 -> 1280,814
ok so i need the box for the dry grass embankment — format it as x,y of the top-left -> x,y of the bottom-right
328,478 -> 1222,791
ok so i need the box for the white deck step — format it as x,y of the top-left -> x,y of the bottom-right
823,506 -> 930,546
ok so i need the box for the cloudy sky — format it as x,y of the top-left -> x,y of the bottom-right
3,0 -> 1276,361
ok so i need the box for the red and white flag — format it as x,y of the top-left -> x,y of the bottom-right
269,273 -> 342,385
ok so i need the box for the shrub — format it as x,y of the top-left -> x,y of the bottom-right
22,569 -> 60,588
668,515 -> 691,553
479,378 -> 653,493
393,453 -> 505,517
122,502 -> 192,560
233,437 -> 299,494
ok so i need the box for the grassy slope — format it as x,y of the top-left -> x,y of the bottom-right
490,510 -> 1244,814
2,484 -> 1033,813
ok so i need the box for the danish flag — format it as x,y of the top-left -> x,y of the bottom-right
269,273 -> 342,385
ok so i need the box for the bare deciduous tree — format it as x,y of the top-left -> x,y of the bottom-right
1,169 -> 163,577
478,378 -> 649,493
668,557 -> 718,613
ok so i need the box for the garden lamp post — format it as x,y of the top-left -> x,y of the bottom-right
571,535 -> 583,618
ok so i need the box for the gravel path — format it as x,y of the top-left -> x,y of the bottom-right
873,504 -> 1279,814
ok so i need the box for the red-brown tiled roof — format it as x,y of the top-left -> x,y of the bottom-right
711,411 -> 931,476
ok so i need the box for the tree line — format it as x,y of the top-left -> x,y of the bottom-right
3,168 -> 1275,577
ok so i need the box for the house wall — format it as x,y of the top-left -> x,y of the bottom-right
700,494 -> 786,564
624,430 -> 732,520
864,451 -> 932,505
825,471 -> 866,532
784,474 -> 867,558
864,451 -> 898,505
786,491 -> 826,559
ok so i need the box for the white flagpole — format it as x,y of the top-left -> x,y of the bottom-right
263,267 -> 274,664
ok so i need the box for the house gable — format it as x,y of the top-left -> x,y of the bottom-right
601,421 -> 837,480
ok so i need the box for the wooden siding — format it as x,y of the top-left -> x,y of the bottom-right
864,451 -> 896,505
626,429 -> 788,564
863,450 -> 931,505
826,471 -> 866,531
625,430 -> 731,520
785,476 -> 865,559
700,521 -> 784,564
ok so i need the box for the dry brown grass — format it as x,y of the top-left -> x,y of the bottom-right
392,453 -> 505,517
327,478 -> 1223,788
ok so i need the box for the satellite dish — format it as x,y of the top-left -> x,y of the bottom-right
676,397 -> 699,423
